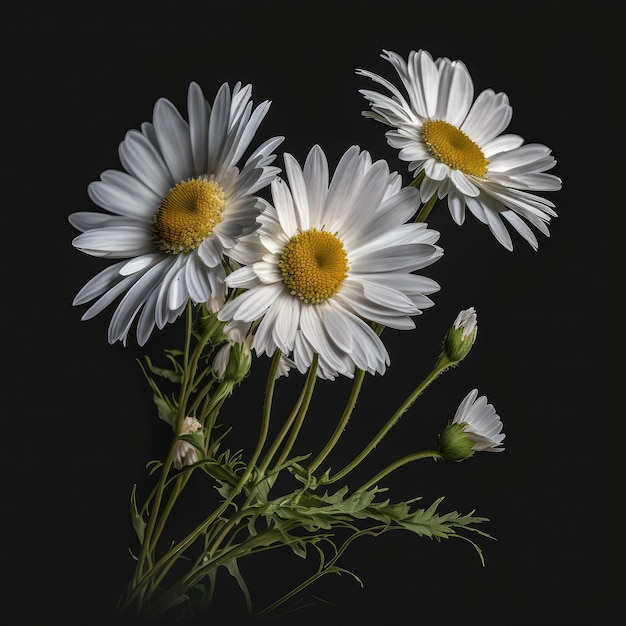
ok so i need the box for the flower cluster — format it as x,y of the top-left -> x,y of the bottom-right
70,48 -> 560,622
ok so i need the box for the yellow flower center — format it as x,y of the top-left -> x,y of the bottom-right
279,229 -> 349,304
421,120 -> 489,177
152,179 -> 226,254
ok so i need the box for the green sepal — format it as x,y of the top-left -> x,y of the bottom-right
437,422 -> 475,461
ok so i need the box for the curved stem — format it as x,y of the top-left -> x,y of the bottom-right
355,450 -> 443,493
306,367 -> 366,474
258,354 -> 318,477
326,354 -> 452,485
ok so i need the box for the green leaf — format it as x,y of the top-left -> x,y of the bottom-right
129,484 -> 146,544
154,395 -> 177,428
224,558 -> 252,613
143,354 -> 183,383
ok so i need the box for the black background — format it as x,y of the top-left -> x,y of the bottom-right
2,3 -> 615,625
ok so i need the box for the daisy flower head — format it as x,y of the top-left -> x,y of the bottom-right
438,388 -> 505,460
69,81 -> 284,346
217,144 -> 443,380
357,49 -> 562,251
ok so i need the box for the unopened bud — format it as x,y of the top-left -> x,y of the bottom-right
213,336 -> 253,384
442,307 -> 477,364
437,422 -> 475,461
173,417 -> 204,470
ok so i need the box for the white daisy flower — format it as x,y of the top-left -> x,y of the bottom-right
357,49 -> 562,251
217,144 -> 443,380
452,388 -> 505,453
69,81 -> 284,345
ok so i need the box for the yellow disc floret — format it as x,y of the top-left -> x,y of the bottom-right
279,229 -> 349,304
152,178 -> 226,254
421,120 -> 489,178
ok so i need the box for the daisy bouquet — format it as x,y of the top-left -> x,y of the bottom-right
69,49 -> 561,622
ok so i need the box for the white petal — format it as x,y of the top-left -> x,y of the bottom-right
462,89 -> 511,146
108,260 -> 172,343
88,170 -> 160,219
483,134 -> 524,157
153,97 -> 194,183
72,226 -> 153,258
118,129 -> 172,196
271,177 -> 298,235
283,152 -> 310,230
225,265 -> 261,289
73,261 -> 134,306
449,170 -> 480,197
252,260 -> 282,284
221,283 -> 283,322
185,253 -> 213,302
207,83 -> 231,174
187,82 -> 209,174
302,145 -> 329,218
120,253 -> 160,276
197,236 -> 224,267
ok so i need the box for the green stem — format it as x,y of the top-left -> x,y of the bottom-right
168,522 -> 299,611
326,354 -> 453,485
132,303 -> 196,588
186,371 -> 216,416
409,171 -> 425,189
121,349 -> 282,611
254,525 -> 386,621
148,472 -> 192,570
203,393 -> 230,456
206,507 -> 252,559
266,354 -> 319,473
415,192 -> 438,223
306,367 -> 366,474
355,450 -> 443,493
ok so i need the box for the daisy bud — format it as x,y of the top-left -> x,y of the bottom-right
213,336 -> 253,384
437,389 -> 505,461
173,417 -> 203,470
442,307 -> 478,364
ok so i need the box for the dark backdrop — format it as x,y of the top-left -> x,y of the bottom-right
3,3 -> 614,625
